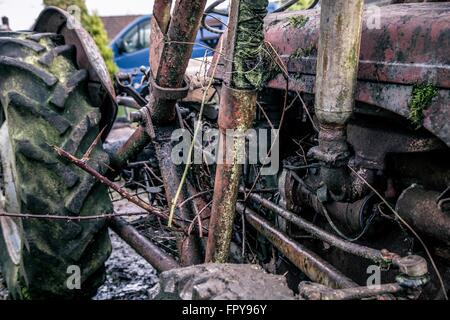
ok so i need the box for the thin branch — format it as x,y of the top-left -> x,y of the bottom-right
81,126 -> 106,163
52,145 -> 175,225
0,210 -> 152,221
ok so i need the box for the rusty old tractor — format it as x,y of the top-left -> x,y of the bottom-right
0,0 -> 449,300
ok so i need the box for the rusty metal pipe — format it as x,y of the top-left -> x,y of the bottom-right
205,0 -> 265,263
109,217 -> 180,272
153,0 -> 172,34
312,0 -> 364,200
150,0 -> 208,124
145,0 -> 210,265
299,282 -> 404,300
205,85 -> 257,263
244,189 -> 428,278
153,126 -> 204,266
108,126 -> 151,175
244,190 -> 386,263
116,96 -> 141,110
237,202 -> 356,289
315,0 -> 364,127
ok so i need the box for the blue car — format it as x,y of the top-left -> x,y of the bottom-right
111,2 -> 280,76
111,15 -> 223,76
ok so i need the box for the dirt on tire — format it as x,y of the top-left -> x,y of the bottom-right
0,31 -> 113,299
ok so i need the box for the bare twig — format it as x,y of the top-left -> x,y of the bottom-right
177,189 -> 213,209
244,81 -> 290,200
53,145 -> 174,225
0,210 -> 152,221
81,127 -> 106,163
188,200 -> 212,237
264,41 -> 319,132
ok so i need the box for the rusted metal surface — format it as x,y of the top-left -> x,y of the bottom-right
236,203 -> 356,289
150,0 -> 208,124
153,125 -> 204,266
136,0 -> 210,266
244,189 -> 387,263
116,96 -> 141,110
309,0 -> 364,201
347,122 -> 445,170
153,0 -> 172,34
315,0 -> 364,127
187,183 -> 211,230
109,126 -> 151,174
32,7 -> 117,140
214,3 -> 450,146
396,184 -> 450,245
109,217 -> 180,272
299,281 -> 404,300
205,0 -> 262,263
205,85 -> 257,263
262,4 -> 450,88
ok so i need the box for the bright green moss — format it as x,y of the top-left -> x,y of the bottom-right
409,84 -> 438,126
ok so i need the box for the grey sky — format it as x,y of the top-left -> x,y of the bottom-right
0,0 -> 223,30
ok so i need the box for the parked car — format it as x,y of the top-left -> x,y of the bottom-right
111,2 -> 281,78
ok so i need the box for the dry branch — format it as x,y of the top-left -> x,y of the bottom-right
52,145 -> 176,225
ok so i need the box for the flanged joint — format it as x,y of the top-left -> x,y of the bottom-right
394,255 -> 428,278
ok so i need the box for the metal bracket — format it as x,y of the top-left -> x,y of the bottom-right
149,73 -> 190,101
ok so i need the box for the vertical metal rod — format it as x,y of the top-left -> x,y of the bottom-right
237,203 -> 356,289
150,0 -> 208,124
313,0 -> 364,200
153,0 -> 172,34
148,0 -> 209,265
205,85 -> 257,263
205,0 -> 267,263
315,0 -> 364,127
153,126 -> 204,266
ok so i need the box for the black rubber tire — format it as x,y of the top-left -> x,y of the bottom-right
0,32 -> 113,299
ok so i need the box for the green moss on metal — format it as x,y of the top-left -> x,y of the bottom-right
409,84 -> 438,126
288,15 -> 309,29
232,0 -> 269,90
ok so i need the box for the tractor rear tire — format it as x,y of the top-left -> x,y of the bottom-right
0,32 -> 113,299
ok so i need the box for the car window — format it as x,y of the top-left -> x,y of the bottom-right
140,21 -> 151,49
123,24 -> 139,53
122,21 -> 151,53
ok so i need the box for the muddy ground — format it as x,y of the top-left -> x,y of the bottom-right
94,231 -> 159,300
